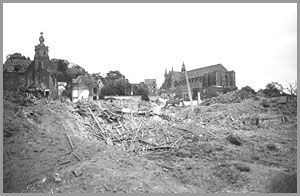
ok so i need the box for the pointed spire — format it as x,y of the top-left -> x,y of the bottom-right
172,66 -> 174,72
164,68 -> 168,77
181,61 -> 186,72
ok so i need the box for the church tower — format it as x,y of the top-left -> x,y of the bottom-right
181,62 -> 186,72
34,32 -> 49,60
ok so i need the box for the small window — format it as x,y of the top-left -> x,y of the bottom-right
43,51 -> 46,55
93,87 -> 97,94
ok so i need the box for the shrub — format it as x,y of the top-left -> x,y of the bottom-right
240,86 -> 256,94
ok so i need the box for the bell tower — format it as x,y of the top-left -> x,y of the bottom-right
34,32 -> 49,60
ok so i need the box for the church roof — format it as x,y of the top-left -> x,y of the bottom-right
172,71 -> 182,81
187,64 -> 228,78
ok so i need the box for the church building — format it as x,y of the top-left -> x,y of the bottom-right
161,62 -> 236,100
3,32 -> 58,98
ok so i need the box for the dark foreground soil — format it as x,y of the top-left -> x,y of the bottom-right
3,90 -> 297,193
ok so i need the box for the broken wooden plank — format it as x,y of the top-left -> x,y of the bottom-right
66,135 -> 74,149
47,108 -> 57,114
172,126 -> 194,134
73,153 -> 82,161
205,129 -> 216,137
88,107 -> 105,139
59,160 -> 71,165
137,139 -> 158,147
145,146 -> 173,151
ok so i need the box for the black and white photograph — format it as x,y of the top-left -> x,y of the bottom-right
2,3 -> 297,193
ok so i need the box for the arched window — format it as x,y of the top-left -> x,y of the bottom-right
225,75 -> 229,86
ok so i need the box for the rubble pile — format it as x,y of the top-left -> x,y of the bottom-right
201,90 -> 255,106
66,94 -> 295,155
4,90 -> 36,107
69,100 -> 200,154
197,98 -> 291,132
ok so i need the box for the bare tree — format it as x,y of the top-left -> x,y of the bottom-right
285,80 -> 297,95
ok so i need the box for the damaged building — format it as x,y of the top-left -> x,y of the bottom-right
144,79 -> 157,95
161,63 -> 236,100
72,74 -> 104,103
3,53 -> 32,90
3,32 -> 58,98
131,79 -> 157,96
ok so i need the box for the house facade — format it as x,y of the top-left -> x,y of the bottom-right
72,74 -> 104,103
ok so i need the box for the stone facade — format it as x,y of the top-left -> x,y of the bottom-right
161,63 -> 236,100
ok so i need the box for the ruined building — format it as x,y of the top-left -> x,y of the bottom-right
3,53 -> 32,90
131,79 -> 157,96
161,63 -> 236,100
3,32 -> 58,98
144,79 -> 157,95
72,74 -> 104,103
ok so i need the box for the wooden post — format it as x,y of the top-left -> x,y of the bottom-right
184,67 -> 194,112
197,91 -> 201,105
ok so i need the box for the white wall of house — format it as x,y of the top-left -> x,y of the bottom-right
72,89 -> 90,103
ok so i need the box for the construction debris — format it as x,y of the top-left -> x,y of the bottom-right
3,89 -> 297,193
200,90 -> 255,106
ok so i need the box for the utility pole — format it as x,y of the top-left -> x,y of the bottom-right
182,62 -> 194,112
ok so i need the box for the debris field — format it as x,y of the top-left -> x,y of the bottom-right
3,90 -> 297,193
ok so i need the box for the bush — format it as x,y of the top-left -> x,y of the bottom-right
263,82 -> 283,98
240,86 -> 256,94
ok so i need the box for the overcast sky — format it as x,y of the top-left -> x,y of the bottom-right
3,3 -> 297,91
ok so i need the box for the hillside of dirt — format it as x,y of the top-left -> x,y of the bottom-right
3,90 -> 297,193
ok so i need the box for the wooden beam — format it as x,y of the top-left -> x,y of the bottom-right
184,68 -> 194,112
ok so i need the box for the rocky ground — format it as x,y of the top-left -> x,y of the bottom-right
2,90 -> 297,193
